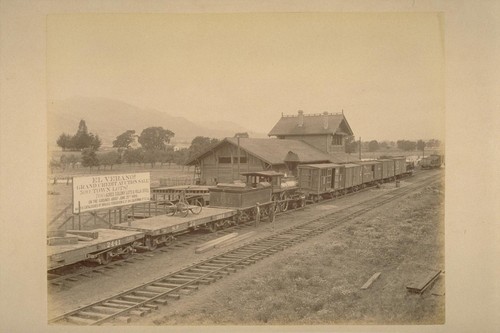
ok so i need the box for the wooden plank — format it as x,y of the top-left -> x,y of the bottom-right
406,270 -> 441,293
47,236 -> 78,246
195,233 -> 239,253
215,231 -> 256,248
361,272 -> 381,290
66,230 -> 99,239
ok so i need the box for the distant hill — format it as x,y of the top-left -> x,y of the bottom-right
48,97 -> 266,148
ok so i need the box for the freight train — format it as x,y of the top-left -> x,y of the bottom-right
48,156 -> 416,272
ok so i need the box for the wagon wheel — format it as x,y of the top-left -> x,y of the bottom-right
165,201 -> 176,216
177,203 -> 189,217
99,251 -> 112,265
145,237 -> 158,251
190,201 -> 203,215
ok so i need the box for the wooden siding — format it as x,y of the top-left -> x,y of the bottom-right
197,141 -> 291,185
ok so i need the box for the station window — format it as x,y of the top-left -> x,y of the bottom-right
332,135 -> 343,145
232,157 -> 247,163
218,157 -> 231,164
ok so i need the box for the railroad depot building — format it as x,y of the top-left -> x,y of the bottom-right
186,111 -> 358,185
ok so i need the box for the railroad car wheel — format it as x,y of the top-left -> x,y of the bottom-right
279,192 -> 289,211
99,251 -> 112,265
208,221 -> 217,233
120,247 -> 133,259
145,238 -> 158,251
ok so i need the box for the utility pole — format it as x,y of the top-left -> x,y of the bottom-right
237,135 -> 241,180
359,137 -> 362,160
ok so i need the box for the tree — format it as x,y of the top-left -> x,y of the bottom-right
123,148 -> 144,165
344,137 -> 358,154
56,133 -> 72,151
81,148 -> 99,171
89,133 -> 102,150
66,154 -> 81,169
368,140 -> 379,152
188,136 -> 220,160
417,139 -> 426,151
113,130 -> 136,149
138,127 -> 175,151
397,140 -> 417,151
98,151 -> 121,170
143,149 -> 161,168
173,148 -> 190,167
234,132 -> 249,138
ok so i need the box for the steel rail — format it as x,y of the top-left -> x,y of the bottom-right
50,173 -> 441,325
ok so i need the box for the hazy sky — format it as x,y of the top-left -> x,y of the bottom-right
47,13 -> 444,141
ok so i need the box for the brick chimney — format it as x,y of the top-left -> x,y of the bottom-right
323,111 -> 329,130
297,110 -> 304,127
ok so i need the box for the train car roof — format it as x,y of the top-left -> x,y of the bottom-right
343,163 -> 360,167
357,160 -> 381,165
240,171 -> 285,177
298,163 -> 343,168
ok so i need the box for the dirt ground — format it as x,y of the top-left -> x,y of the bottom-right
131,176 -> 445,325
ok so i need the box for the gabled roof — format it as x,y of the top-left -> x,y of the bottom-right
268,111 -> 354,137
185,137 -> 359,165
185,138 -> 334,166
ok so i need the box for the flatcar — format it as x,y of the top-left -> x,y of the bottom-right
47,229 -> 145,270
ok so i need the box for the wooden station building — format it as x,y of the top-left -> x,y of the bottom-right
186,111 -> 358,185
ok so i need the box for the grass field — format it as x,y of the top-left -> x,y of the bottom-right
145,179 -> 445,325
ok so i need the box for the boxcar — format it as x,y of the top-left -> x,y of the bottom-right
378,159 -> 395,180
297,163 -> 344,201
391,157 -> 406,178
343,163 -> 363,191
358,161 -> 382,185
421,154 -> 443,169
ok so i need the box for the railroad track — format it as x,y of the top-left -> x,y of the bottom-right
49,172 -> 441,325
48,170 -> 426,287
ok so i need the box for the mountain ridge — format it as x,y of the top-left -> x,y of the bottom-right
48,97 -> 267,148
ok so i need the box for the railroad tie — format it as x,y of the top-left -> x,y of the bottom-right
115,316 -> 131,323
143,303 -> 159,310
153,298 -> 168,305
145,285 -> 172,293
138,307 -> 152,314
66,316 -> 95,325
129,309 -> 146,317
78,310 -> 108,320
107,299 -> 138,306
134,290 -> 161,298
122,295 -> 151,302
152,282 -> 179,289
102,302 -> 129,309
92,305 -> 122,314
165,293 -> 181,300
